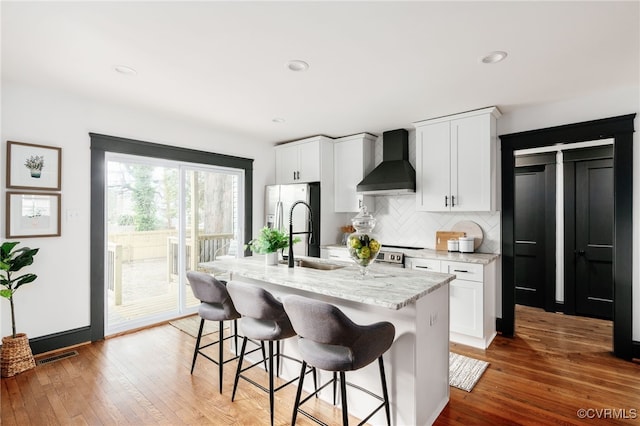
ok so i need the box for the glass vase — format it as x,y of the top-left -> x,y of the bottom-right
346,206 -> 381,278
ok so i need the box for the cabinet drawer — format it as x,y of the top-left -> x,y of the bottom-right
325,248 -> 350,260
441,261 -> 483,282
407,258 -> 441,272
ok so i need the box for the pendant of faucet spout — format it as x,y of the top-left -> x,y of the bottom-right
288,201 -> 314,268
289,200 -> 313,224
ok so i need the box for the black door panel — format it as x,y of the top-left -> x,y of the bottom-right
574,159 -> 613,320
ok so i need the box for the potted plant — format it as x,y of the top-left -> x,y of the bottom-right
0,241 -> 39,377
24,155 -> 44,178
245,227 -> 299,265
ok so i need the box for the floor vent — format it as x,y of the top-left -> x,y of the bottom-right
36,350 -> 79,366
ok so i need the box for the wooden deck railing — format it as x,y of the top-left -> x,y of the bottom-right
167,233 -> 235,280
107,242 -> 123,305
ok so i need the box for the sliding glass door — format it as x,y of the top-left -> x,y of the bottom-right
105,153 -> 243,335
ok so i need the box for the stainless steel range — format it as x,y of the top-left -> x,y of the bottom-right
375,245 -> 424,268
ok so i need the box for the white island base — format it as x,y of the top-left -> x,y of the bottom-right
212,259 -> 451,426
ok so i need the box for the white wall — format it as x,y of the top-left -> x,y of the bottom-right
0,82 -> 274,339
499,85 -> 640,341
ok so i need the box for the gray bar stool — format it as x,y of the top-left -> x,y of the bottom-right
283,294 -> 395,426
226,281 -> 316,426
186,271 -> 264,393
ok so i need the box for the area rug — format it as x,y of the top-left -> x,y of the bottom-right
449,352 -> 489,392
169,315 -> 222,338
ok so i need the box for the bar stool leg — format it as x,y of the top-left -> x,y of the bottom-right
378,356 -> 391,426
231,337 -> 248,402
261,342 -> 268,371
339,371 -> 349,426
218,321 -> 224,393
268,341 -> 275,426
190,318 -> 205,374
332,372 -> 338,405
233,319 -> 239,356
291,361 -> 307,426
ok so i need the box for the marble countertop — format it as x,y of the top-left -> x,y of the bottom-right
200,256 -> 454,310
323,244 -> 499,265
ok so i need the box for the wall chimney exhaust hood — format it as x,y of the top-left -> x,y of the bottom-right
356,129 -> 416,195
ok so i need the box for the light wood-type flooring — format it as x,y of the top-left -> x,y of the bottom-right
2,305 -> 639,425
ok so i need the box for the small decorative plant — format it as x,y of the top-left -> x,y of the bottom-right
245,227 -> 300,254
24,155 -> 44,171
0,242 -> 39,338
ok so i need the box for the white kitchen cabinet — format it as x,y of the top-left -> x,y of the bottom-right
275,137 -> 327,184
407,257 -> 496,349
413,107 -> 501,212
333,133 -> 377,212
441,261 -> 484,339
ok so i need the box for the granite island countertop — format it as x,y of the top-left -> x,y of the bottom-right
200,256 -> 454,310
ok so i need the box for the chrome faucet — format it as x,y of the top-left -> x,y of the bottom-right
288,201 -> 314,268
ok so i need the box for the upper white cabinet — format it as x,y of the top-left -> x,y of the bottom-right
275,136 -> 330,184
333,133 -> 377,212
413,107 -> 501,212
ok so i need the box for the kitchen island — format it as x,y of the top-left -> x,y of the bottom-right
201,256 -> 454,426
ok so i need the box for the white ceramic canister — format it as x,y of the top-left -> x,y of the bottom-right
458,236 -> 475,253
447,239 -> 459,252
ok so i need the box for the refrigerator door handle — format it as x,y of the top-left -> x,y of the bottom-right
275,201 -> 284,231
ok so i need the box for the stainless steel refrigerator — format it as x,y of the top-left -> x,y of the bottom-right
265,182 -> 320,258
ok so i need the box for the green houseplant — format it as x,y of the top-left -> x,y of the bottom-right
245,227 -> 299,265
1,241 -> 39,377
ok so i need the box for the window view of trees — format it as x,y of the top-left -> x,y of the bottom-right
107,161 -> 236,235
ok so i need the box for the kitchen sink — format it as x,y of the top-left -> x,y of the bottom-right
280,259 -> 346,270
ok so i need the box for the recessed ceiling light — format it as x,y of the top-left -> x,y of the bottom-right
114,65 -> 137,75
272,117 -> 285,123
480,51 -> 508,64
286,60 -> 309,72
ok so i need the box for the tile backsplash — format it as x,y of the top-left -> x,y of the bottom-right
370,195 -> 501,254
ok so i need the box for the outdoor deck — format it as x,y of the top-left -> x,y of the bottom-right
107,258 -> 230,328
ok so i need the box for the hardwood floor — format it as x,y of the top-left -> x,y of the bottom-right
436,305 -> 639,426
2,305 -> 639,425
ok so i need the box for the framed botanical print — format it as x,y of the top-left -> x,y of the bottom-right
6,141 -> 62,191
6,191 -> 61,238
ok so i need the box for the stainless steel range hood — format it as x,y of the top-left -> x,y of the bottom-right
356,129 -> 416,195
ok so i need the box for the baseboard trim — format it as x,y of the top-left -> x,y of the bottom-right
633,341 -> 640,360
27,327 -> 92,355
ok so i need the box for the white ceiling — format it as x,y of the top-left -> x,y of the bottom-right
2,1 -> 638,143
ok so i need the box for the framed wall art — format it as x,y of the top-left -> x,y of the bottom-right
6,141 -> 62,191
6,191 -> 61,238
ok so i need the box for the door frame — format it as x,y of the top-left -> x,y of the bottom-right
90,133 -> 254,342
500,114 -> 636,360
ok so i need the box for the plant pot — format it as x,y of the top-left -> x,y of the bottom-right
1,333 -> 36,378
29,169 -> 41,178
265,252 -> 278,266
